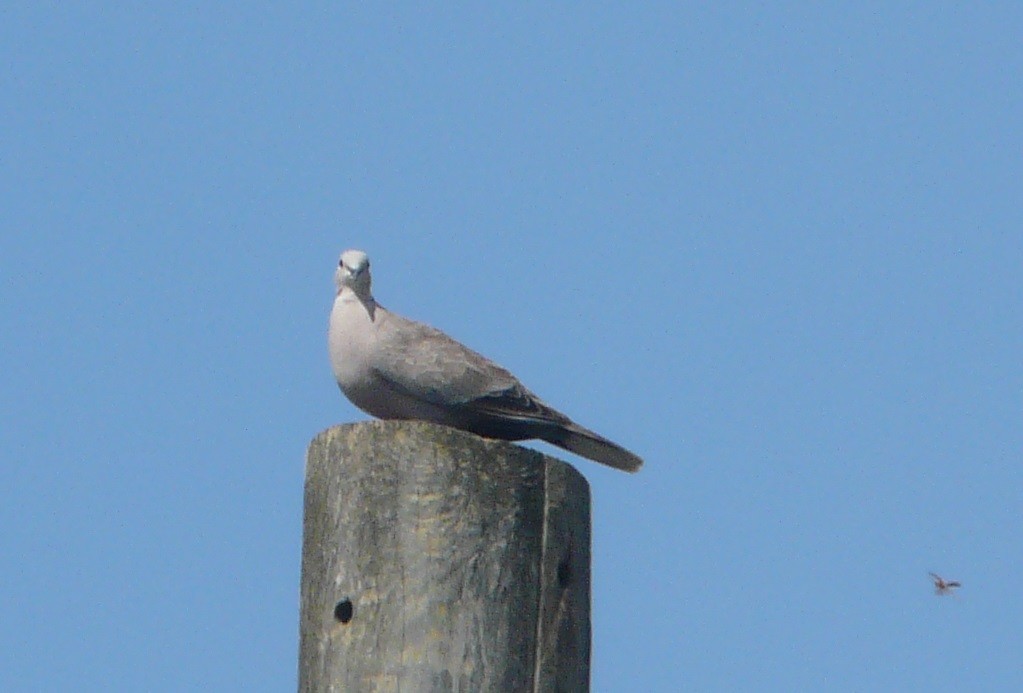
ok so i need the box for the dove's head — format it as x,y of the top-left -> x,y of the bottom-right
335,249 -> 372,296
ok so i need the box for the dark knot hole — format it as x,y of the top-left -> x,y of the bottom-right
557,560 -> 572,588
334,598 -> 354,624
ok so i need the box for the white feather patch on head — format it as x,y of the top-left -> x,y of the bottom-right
340,249 -> 370,272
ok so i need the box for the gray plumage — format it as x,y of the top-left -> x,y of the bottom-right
327,250 -> 643,472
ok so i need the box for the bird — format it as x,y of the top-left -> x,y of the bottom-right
327,249 -> 643,472
929,572 -> 961,596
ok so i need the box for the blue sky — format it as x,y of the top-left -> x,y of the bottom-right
3,3 -> 1021,690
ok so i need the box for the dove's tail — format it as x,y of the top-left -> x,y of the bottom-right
546,423 -> 643,473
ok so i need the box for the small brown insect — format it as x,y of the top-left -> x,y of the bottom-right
929,572 -> 961,596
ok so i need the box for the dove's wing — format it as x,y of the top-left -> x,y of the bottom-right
369,310 -> 642,472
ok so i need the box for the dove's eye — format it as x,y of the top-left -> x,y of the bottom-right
339,259 -> 345,268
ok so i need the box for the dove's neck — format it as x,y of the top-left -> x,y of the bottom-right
337,287 -> 377,321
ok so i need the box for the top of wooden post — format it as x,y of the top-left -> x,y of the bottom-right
299,420 -> 592,692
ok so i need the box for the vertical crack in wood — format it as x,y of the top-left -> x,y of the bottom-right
531,457 -> 550,692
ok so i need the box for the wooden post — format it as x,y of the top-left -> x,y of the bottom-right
298,420 -> 591,692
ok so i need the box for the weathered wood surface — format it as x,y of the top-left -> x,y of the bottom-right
299,420 -> 591,693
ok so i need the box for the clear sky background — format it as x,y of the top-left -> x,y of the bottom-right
3,4 -> 1021,691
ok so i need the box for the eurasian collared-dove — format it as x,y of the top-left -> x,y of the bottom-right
328,249 -> 643,472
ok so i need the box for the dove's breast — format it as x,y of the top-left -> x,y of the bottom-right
328,295 -> 377,390
328,296 -> 454,423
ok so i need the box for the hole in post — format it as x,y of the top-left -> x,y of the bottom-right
557,560 -> 572,588
333,598 -> 354,624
